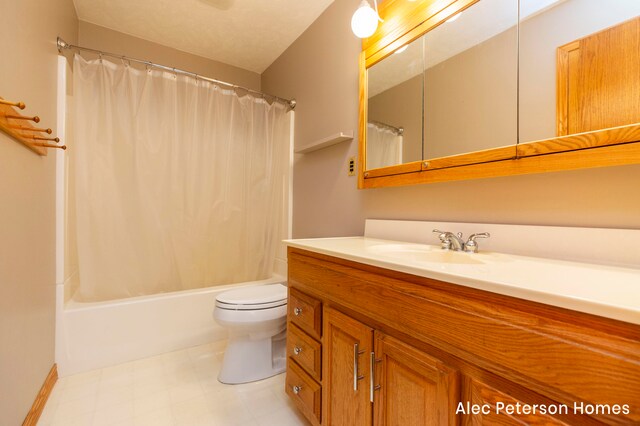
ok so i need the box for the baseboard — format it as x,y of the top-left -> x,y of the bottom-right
22,364 -> 58,426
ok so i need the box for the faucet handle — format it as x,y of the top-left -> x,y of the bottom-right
464,233 -> 490,253
432,229 -> 446,238
432,229 -> 451,250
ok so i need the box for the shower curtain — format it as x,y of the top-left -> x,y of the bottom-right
366,122 -> 403,169
72,55 -> 290,302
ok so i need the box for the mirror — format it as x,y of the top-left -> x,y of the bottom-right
423,0 -> 518,160
358,0 -> 640,187
519,0 -> 640,143
366,35 -> 424,170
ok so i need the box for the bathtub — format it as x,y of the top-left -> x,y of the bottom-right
55,275 -> 286,376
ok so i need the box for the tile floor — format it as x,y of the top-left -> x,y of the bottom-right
37,343 -> 309,426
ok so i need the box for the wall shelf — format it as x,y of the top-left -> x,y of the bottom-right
296,131 -> 353,154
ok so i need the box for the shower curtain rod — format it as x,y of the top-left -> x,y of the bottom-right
369,120 -> 404,135
56,37 -> 296,110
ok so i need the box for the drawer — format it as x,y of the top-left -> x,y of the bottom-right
286,360 -> 321,425
287,323 -> 322,381
288,288 -> 322,339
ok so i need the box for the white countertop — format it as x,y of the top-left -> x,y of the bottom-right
285,237 -> 640,325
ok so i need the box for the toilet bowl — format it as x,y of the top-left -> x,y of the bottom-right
213,283 -> 288,384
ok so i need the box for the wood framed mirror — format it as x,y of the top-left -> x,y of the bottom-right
358,0 -> 640,189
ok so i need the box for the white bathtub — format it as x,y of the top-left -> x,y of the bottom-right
55,275 -> 286,376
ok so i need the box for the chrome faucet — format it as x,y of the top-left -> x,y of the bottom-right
432,230 -> 490,253
433,230 -> 465,251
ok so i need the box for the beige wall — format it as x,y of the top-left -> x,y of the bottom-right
78,21 -> 261,91
0,0 -> 78,424
261,0 -> 366,238
425,26 -> 517,158
368,74 -> 422,164
261,0 -> 640,238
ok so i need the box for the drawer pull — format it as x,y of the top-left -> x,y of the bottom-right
353,343 -> 366,391
370,352 -> 382,402
294,307 -> 303,316
293,346 -> 303,355
292,385 -> 302,395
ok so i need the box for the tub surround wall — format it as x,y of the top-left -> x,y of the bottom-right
0,0 -> 78,424
77,21 -> 261,91
261,0 -> 640,239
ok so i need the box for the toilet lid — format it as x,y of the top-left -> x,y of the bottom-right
216,283 -> 287,310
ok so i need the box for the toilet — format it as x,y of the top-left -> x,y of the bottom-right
213,283 -> 288,384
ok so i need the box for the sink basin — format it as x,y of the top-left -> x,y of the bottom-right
366,243 -> 485,265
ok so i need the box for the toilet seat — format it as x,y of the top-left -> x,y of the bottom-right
215,283 -> 287,311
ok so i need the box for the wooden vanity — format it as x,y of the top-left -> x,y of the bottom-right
284,247 -> 640,425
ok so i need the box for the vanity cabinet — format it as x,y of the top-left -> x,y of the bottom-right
322,306 -> 458,426
374,332 -> 458,425
285,247 -> 640,425
462,378 -> 570,426
323,307 -> 373,425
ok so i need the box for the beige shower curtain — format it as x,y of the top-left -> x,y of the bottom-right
72,55 -> 290,302
366,122 -> 403,169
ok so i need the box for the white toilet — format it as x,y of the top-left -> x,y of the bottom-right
213,283 -> 288,384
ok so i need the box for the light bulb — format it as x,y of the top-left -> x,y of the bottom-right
351,1 -> 379,38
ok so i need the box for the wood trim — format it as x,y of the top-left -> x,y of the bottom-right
362,140 -> 640,188
363,146 -> 516,178
518,123 -> 640,157
556,40 -> 580,137
364,161 -> 422,178
421,145 -> 516,171
22,364 -> 57,426
363,0 -> 480,66
357,51 -> 367,189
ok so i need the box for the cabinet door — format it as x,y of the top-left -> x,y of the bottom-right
373,332 -> 459,426
462,377 -> 569,426
323,307 -> 373,426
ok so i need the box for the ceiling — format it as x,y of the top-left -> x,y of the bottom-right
72,0 -> 334,73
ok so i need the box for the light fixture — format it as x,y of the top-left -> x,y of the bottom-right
351,0 -> 383,39
394,45 -> 408,55
446,12 -> 462,23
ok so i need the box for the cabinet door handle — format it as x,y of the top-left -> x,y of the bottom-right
294,307 -> 302,316
370,352 -> 381,402
293,346 -> 302,355
353,343 -> 365,391
292,385 -> 302,395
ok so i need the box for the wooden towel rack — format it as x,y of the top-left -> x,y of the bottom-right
0,97 -> 65,155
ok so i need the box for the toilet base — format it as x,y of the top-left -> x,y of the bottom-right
218,329 -> 286,384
